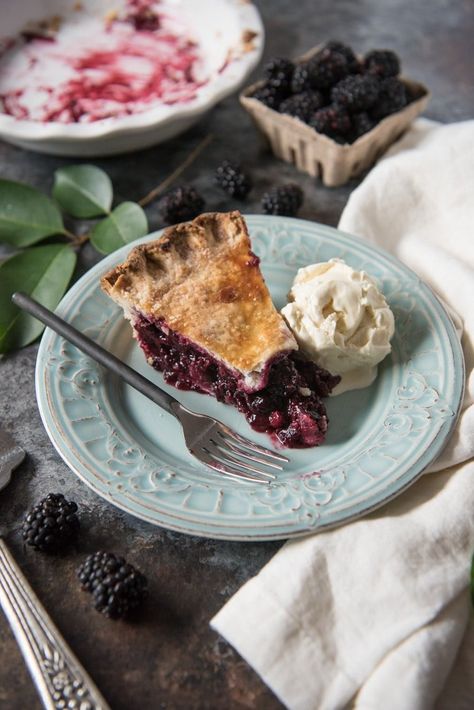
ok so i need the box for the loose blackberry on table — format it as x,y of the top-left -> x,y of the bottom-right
22,493 -> 79,553
215,160 -> 252,199
261,184 -> 304,217
77,551 -> 148,620
159,185 -> 205,224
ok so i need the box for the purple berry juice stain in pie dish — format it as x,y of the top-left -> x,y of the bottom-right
100,211 -> 341,448
0,0 -> 263,155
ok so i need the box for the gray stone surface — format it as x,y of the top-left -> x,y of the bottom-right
0,0 -> 473,708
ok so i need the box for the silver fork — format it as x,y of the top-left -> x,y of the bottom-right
13,292 -> 288,485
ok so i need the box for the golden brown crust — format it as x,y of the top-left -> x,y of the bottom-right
101,211 -> 296,377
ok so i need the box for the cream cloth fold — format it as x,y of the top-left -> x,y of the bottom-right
211,120 -> 474,710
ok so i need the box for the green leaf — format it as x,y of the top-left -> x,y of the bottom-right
53,165 -> 113,218
0,179 -> 64,247
0,244 -> 76,353
91,202 -> 148,254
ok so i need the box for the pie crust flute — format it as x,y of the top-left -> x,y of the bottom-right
101,211 -> 340,448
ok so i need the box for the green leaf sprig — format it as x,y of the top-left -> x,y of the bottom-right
52,165 -> 148,250
0,165 -> 147,354
52,164 -> 113,218
0,245 -> 76,352
0,133 -> 212,355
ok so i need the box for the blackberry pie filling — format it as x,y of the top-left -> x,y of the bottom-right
133,313 -> 339,447
101,211 -> 340,450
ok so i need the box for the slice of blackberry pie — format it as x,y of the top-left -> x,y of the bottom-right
101,211 -> 340,447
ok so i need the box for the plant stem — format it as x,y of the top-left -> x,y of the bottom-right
64,228 -> 90,248
72,233 -> 90,248
138,133 -> 213,208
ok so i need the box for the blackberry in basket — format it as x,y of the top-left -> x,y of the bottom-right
291,51 -> 348,93
251,83 -> 286,109
364,50 -> 400,78
309,104 -> 352,140
264,57 -> 294,93
331,74 -> 381,112
371,77 -> 408,119
279,90 -> 325,122
351,111 -> 377,140
320,40 -> 360,74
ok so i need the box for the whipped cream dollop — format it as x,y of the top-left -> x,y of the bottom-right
281,259 -> 395,395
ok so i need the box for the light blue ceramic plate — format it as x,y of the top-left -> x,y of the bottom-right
35,216 -> 464,541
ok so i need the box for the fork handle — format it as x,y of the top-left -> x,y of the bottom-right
0,538 -> 110,710
12,292 -> 178,416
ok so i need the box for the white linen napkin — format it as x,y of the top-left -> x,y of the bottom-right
211,119 -> 474,710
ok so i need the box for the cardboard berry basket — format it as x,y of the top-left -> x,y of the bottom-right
240,49 -> 430,187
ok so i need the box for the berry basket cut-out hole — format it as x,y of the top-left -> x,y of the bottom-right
271,126 -> 283,154
299,140 -> 307,169
351,160 -> 361,176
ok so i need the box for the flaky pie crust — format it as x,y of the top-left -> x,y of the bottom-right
101,211 -> 297,379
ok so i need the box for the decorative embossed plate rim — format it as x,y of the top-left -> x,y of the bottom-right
35,216 -> 465,540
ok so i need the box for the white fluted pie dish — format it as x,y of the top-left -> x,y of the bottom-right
0,0 -> 263,156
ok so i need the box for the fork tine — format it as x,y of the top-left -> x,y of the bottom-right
212,436 -> 283,471
216,425 -> 289,463
196,448 -> 271,485
207,440 -> 276,479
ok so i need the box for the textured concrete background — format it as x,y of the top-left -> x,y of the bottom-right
0,1 -> 473,708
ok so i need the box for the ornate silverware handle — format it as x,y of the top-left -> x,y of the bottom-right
0,538 -> 110,710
